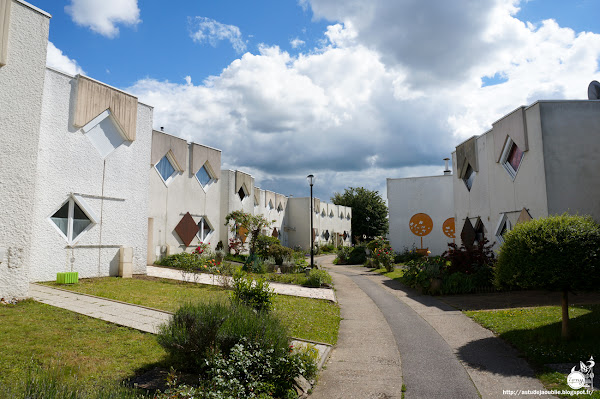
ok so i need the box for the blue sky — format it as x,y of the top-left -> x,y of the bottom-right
37,0 -> 600,200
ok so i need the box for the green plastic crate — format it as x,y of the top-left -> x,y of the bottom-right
57,272 -> 78,284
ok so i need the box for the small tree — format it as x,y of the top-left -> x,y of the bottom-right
331,187 -> 388,243
224,211 -> 274,256
495,214 -> 600,339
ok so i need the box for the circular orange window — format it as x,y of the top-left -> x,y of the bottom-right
442,217 -> 455,238
409,213 -> 433,237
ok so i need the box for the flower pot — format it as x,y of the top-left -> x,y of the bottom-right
416,248 -> 429,256
57,272 -> 78,284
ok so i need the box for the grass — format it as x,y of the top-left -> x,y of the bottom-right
467,305 -> 600,398
0,299 -> 166,393
45,276 -> 340,344
372,266 -> 405,281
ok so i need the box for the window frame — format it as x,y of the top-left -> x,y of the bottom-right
500,137 -> 524,181
495,214 -> 511,244
463,164 -> 475,191
197,216 -> 214,243
238,184 -> 249,202
155,153 -> 179,186
48,195 -> 98,245
195,163 -> 216,192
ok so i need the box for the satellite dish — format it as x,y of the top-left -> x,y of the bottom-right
588,80 -> 600,100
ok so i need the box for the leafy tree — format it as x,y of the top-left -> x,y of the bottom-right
495,214 -> 600,339
224,211 -> 274,256
331,187 -> 388,242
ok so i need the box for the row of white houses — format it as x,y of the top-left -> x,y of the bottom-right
388,99 -> 600,255
0,0 -> 350,299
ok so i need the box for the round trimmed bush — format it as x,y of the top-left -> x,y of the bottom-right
495,214 -> 600,291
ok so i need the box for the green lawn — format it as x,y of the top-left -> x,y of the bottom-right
44,276 -> 340,344
467,305 -> 600,398
372,266 -> 405,280
0,299 -> 166,392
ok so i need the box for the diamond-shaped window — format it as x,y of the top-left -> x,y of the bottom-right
49,195 -> 97,244
329,210 -> 334,218
495,214 -> 511,244
238,185 -> 248,201
321,209 -> 326,217
463,164 -> 475,191
500,137 -> 524,180
82,110 -> 127,159
196,163 -> 215,190
197,217 -> 214,243
268,199 -> 274,210
156,154 -> 177,184
277,203 -> 283,212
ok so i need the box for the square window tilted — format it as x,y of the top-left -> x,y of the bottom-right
156,155 -> 177,183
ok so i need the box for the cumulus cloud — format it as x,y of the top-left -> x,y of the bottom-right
65,0 -> 140,38
46,42 -> 85,75
290,38 -> 305,48
128,1 -> 600,199
189,17 -> 246,53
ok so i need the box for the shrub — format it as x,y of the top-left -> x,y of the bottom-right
230,272 -> 275,312
157,301 -> 289,372
254,235 -> 281,258
280,259 -> 297,274
157,252 -> 201,270
335,246 -> 352,264
242,254 -> 266,274
305,269 -> 333,287
442,238 -> 495,275
320,244 -> 335,253
268,243 -> 293,265
394,245 -> 425,264
495,214 -> 600,338
347,245 -> 367,265
371,238 -> 395,272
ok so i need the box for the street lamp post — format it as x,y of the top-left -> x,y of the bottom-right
307,174 -> 315,269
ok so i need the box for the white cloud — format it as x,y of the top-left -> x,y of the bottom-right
189,17 -> 246,53
46,42 -> 85,75
129,1 -> 600,199
290,38 -> 305,48
65,0 -> 140,38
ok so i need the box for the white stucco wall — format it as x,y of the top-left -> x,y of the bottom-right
538,100 -> 600,222
219,170 -> 255,250
0,1 -> 49,297
388,175 -> 454,256
28,69 -> 152,282
286,197 -> 311,250
453,103 -> 550,250
255,189 -> 288,246
148,135 -> 222,261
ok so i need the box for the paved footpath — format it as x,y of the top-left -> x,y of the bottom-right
30,283 -> 171,333
147,265 -> 336,302
314,256 -> 555,399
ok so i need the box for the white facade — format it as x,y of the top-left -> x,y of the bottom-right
387,175 -> 454,256
0,0 -> 50,298
148,130 -> 222,261
219,170 -> 257,249
254,189 -> 289,247
287,197 -> 352,251
28,69 -> 153,282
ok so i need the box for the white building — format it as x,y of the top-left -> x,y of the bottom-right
387,174 -> 454,256
0,0 -> 50,298
387,99 -> 600,254
0,0 -> 152,296
148,130 -> 222,261
453,101 -> 600,250
286,198 -> 352,251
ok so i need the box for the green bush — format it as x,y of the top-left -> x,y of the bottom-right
320,244 -> 336,253
157,252 -> 202,270
305,269 -> 333,287
394,245 -> 425,263
335,246 -> 352,264
254,235 -> 281,258
157,301 -> 289,372
495,214 -> 600,291
230,272 -> 275,312
268,243 -> 293,265
347,245 -> 367,265
442,238 -> 495,275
